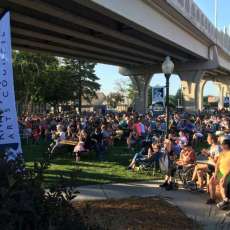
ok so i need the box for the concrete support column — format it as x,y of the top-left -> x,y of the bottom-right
179,71 -> 205,112
130,74 -> 152,113
196,79 -> 206,111
216,83 -> 228,109
119,67 -> 153,113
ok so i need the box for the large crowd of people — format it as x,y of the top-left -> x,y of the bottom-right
18,108 -> 230,215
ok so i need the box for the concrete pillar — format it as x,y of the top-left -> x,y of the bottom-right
216,83 -> 228,109
179,71 -> 205,112
119,67 -> 153,113
130,74 -> 152,113
197,79 -> 206,111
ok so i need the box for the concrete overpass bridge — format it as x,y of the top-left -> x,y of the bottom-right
1,0 -> 230,112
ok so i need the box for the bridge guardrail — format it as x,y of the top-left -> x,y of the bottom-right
167,0 -> 230,55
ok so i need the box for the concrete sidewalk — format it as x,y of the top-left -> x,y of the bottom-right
73,181 -> 230,230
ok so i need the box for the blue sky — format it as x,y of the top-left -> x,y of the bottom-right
96,0 -> 230,96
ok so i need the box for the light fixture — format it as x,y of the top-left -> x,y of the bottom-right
162,56 -> 174,76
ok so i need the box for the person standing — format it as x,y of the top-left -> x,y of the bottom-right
206,139 -> 230,208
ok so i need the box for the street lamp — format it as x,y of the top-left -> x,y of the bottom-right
162,56 -> 174,136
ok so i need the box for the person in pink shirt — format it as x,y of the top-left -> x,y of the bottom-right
74,136 -> 86,161
133,119 -> 141,137
133,117 -> 145,137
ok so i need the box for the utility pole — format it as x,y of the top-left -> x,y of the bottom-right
78,61 -> 82,114
214,0 -> 218,28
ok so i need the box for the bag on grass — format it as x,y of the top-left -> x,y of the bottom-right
159,153 -> 169,172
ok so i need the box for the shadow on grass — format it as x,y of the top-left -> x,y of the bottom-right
43,166 -> 161,187
23,142 -> 154,187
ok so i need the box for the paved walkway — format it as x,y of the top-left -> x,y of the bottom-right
73,181 -> 230,230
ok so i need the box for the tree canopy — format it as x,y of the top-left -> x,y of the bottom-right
63,58 -> 100,112
13,51 -> 100,113
106,92 -> 124,108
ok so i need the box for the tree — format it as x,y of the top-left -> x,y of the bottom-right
39,67 -> 74,109
203,96 -> 218,108
106,92 -> 124,109
13,51 -> 60,113
126,81 -> 138,105
148,86 -> 152,107
169,95 -> 177,109
175,88 -> 183,106
63,59 -> 100,113
13,52 -> 101,114
203,96 -> 209,108
114,78 -> 129,95
168,88 -> 184,108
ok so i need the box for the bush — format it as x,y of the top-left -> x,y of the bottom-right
0,156 -> 89,230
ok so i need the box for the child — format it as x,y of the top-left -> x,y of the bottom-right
74,136 -> 86,161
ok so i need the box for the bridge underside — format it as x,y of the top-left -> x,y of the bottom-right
1,0 -> 230,113
204,67 -> 230,81
0,0 -> 201,67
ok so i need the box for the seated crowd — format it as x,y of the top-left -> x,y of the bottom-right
18,109 -> 230,213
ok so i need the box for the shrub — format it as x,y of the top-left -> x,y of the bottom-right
0,156 -> 89,230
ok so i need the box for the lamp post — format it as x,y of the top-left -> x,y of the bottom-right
162,56 -> 174,136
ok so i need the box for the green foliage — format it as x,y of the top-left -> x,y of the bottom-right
0,155 -> 88,230
106,92 -> 124,108
63,59 -> 101,112
13,51 -> 59,105
13,51 -> 101,113
39,66 -> 74,106
114,78 -> 129,95
148,86 -> 152,107
203,96 -> 208,107
126,81 -> 138,104
169,88 -> 183,108
203,96 -> 218,108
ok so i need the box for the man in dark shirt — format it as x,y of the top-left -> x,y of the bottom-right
91,127 -> 105,161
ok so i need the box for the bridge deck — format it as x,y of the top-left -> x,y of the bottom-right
0,0 -> 202,66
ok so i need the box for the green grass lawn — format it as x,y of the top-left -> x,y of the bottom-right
23,138 -> 208,188
23,140 -> 157,188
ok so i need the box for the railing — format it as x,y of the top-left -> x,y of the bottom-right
167,0 -> 230,55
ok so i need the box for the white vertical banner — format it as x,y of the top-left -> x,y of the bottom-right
0,12 -> 22,158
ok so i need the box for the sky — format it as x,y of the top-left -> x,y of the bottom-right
95,0 -> 230,96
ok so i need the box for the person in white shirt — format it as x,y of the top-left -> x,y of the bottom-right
51,125 -> 66,154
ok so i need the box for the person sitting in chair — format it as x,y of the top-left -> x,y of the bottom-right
188,133 -> 221,191
128,143 -> 161,170
142,143 -> 162,171
176,141 -> 195,167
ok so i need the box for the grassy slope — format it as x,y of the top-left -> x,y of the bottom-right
23,141 -> 156,187
23,138 -> 207,188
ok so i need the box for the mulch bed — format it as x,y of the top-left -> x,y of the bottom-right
73,197 -> 198,230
